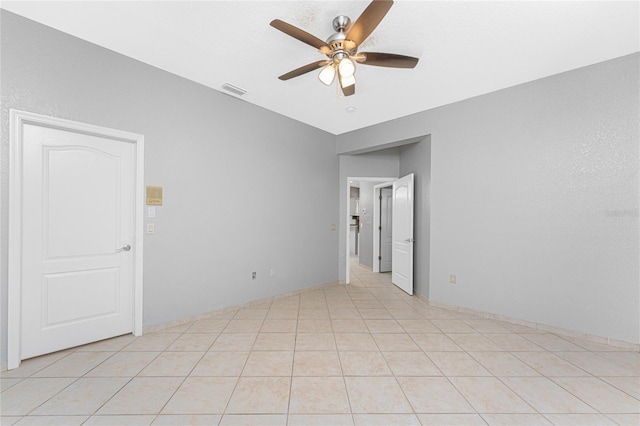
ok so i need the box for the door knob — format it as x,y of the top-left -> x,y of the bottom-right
404,238 -> 415,243
117,244 -> 132,253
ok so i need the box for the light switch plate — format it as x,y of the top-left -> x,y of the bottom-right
147,223 -> 155,234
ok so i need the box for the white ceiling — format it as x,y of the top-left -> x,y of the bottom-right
3,1 -> 638,135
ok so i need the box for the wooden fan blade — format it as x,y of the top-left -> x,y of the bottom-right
346,0 -> 394,46
342,84 -> 355,97
358,52 -> 419,68
270,19 -> 331,55
278,60 -> 331,81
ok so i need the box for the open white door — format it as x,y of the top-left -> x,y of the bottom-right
392,173 -> 414,295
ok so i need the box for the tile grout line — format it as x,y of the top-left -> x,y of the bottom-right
284,294 -> 301,425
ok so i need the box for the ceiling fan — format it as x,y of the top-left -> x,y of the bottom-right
270,0 -> 419,97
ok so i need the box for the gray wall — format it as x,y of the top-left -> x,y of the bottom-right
338,150 -> 399,281
0,11 -> 339,365
399,138 -> 432,297
337,54 -> 640,344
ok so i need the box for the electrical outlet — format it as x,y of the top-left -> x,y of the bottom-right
450,274 -> 457,284
252,272 -> 256,280
269,268 -> 276,277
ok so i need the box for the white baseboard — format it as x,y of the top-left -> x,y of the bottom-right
143,280 -> 339,334
416,293 -> 639,352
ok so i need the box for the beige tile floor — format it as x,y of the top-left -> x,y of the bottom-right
1,262 -> 639,425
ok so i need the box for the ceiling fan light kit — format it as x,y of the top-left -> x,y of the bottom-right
339,58 -> 356,78
270,0 -> 419,97
318,64 -> 336,86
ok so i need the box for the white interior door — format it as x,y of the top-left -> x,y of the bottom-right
20,123 -> 136,360
380,187 -> 393,272
392,173 -> 414,295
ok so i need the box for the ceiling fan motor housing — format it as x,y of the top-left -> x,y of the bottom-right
327,16 -> 358,58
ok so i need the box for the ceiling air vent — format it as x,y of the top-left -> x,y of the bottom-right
221,83 -> 247,97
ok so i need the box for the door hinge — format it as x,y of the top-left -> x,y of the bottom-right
379,195 -> 382,200
378,256 -> 382,260
378,226 -> 381,230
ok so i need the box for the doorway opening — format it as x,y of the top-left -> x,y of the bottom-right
345,177 -> 395,284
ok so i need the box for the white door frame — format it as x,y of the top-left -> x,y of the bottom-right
345,176 -> 395,284
372,182 -> 393,273
8,110 -> 145,369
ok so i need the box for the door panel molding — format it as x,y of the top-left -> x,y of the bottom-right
8,110 -> 145,369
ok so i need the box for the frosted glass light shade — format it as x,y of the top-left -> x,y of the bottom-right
338,58 -> 355,77
318,64 -> 336,86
